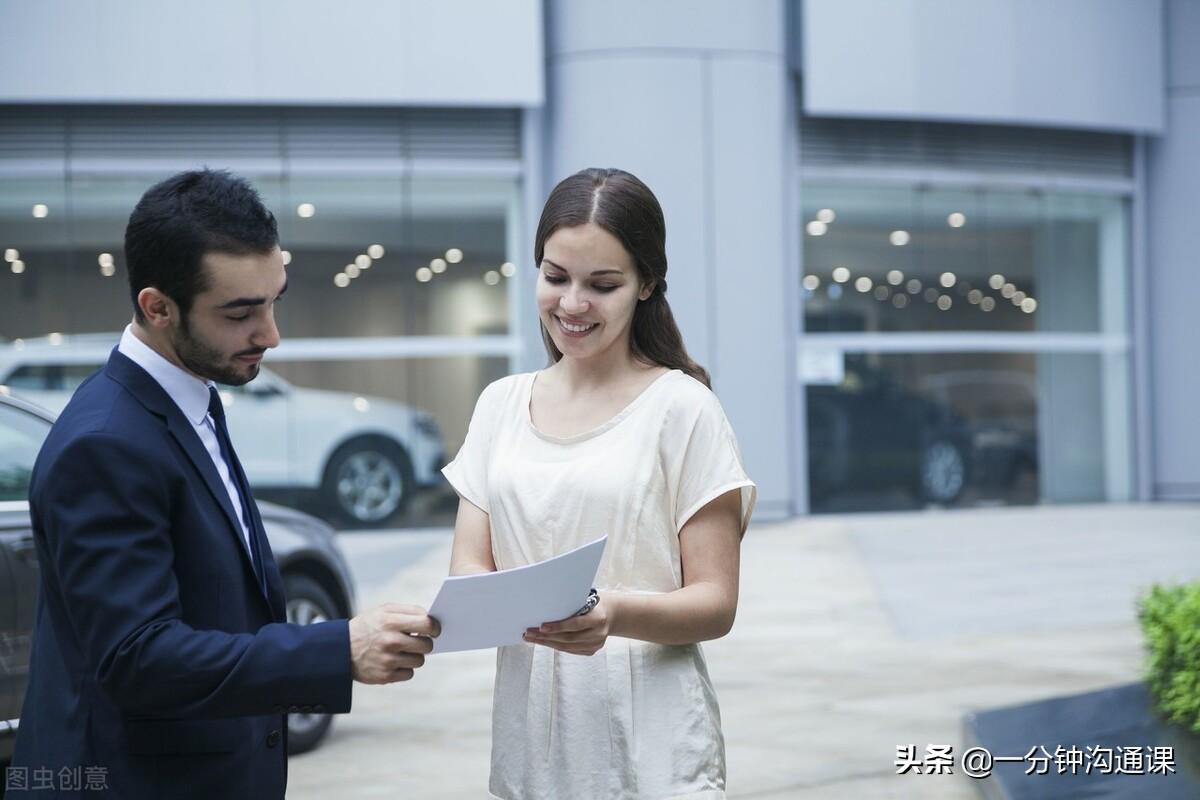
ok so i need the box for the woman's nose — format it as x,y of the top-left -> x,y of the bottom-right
559,289 -> 589,314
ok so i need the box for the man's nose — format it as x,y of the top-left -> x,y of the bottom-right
256,308 -> 281,349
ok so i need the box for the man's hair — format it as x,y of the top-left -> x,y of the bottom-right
124,169 -> 279,322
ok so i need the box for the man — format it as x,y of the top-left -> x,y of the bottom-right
9,169 -> 439,798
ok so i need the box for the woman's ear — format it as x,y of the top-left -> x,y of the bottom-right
639,282 -> 655,302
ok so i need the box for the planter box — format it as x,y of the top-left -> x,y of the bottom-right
961,683 -> 1199,799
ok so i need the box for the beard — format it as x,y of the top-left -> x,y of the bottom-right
171,315 -> 262,387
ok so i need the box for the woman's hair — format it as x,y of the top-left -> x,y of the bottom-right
533,168 -> 710,388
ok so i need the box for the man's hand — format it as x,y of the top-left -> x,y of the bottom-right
348,603 -> 440,685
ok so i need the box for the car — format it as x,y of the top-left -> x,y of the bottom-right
0,333 -> 446,527
920,369 -> 1039,496
806,360 -> 972,509
0,392 -> 357,759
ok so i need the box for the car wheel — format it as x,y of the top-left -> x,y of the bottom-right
322,437 -> 413,528
284,574 -> 339,755
920,440 -> 966,504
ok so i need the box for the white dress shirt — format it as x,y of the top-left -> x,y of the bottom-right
117,324 -> 254,555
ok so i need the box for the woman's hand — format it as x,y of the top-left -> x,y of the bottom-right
523,593 -> 615,656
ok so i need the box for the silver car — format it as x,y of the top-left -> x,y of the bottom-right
0,393 -> 357,758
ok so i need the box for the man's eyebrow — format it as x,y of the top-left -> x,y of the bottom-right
217,278 -> 289,309
542,259 -> 624,277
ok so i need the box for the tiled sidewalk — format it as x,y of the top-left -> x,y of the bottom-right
288,503 -> 1200,799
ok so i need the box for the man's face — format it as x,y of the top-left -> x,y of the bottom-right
172,247 -> 287,386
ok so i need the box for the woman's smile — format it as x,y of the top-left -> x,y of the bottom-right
554,314 -> 599,337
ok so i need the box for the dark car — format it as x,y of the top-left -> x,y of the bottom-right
806,361 -> 972,509
0,392 -> 356,760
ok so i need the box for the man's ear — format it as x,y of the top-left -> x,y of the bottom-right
137,288 -> 178,330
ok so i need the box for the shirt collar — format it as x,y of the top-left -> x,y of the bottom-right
118,324 -> 214,426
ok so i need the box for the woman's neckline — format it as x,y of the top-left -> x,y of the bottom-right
525,368 -> 680,444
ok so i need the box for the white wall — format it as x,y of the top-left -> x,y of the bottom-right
803,0 -> 1164,134
0,0 -> 543,106
1146,0 -> 1200,499
543,0 -> 797,518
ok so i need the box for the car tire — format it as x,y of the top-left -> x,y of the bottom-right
321,436 -> 414,529
919,439 -> 967,504
284,574 -> 339,755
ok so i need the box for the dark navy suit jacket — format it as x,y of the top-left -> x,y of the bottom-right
10,350 -> 353,799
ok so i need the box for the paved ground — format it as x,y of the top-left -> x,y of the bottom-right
288,503 -> 1200,799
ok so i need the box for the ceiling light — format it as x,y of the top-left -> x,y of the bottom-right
1021,298 -> 1038,313
967,289 -> 983,305
937,295 -> 953,311
98,253 -> 114,268
873,285 -> 890,301
11,260 -> 25,274
500,262 -> 516,278
334,273 -> 350,287
948,212 -> 967,228
806,221 -> 828,236
816,209 -> 836,224
32,204 -> 49,219
367,244 -> 385,259
100,264 -> 116,277
989,274 -> 1005,290
855,276 -> 872,293
355,254 -> 371,269
484,270 -> 501,286
1001,283 -> 1017,299
832,267 -> 851,283
981,297 -> 996,312
280,250 -> 292,265
891,293 -> 908,309
48,332 -> 63,345
906,279 -> 922,294
802,275 -> 820,291
886,270 -> 904,286
345,264 -> 361,279
296,203 -> 315,218
940,272 -> 957,288
416,267 -> 433,283
889,230 -> 910,246
430,258 -> 447,274
3,249 -> 17,262
445,248 -> 463,264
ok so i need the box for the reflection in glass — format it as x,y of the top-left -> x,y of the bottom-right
801,184 -> 1127,335
806,352 -> 1131,513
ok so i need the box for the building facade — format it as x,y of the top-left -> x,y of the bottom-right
0,0 -> 1195,524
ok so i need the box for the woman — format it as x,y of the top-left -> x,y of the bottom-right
443,168 -> 755,799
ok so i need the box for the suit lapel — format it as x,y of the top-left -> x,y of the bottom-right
105,350 -> 272,606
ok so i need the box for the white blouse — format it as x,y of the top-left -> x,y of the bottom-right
443,369 -> 756,800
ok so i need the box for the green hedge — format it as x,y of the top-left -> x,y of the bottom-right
1139,582 -> 1200,733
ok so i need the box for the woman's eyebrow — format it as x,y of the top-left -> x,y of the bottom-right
543,258 -> 624,277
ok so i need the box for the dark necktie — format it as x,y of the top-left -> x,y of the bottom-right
208,386 -> 266,592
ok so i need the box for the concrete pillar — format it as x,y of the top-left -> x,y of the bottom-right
540,0 -> 798,518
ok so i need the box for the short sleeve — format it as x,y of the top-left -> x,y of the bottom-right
441,380 -> 504,514
673,390 -> 757,537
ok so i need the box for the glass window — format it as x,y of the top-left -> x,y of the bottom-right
801,184 -> 1128,335
0,166 -> 521,530
0,403 -> 52,501
5,366 -> 54,391
805,351 -> 1131,512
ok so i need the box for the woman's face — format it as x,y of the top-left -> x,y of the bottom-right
537,222 -> 652,362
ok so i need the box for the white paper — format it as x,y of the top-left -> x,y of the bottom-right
428,536 -> 606,654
